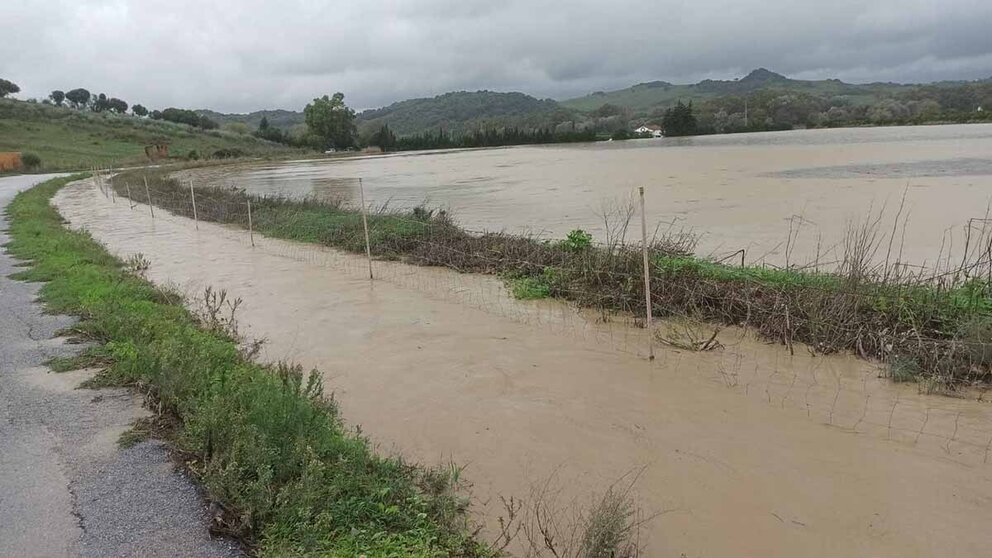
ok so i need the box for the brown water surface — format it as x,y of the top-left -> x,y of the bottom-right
180,124 -> 992,270
56,179 -> 992,557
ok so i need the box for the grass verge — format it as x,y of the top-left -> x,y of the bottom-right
5,174 -> 492,557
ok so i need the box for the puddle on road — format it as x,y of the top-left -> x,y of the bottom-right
56,178 -> 992,558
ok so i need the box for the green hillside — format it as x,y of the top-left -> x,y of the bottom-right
0,99 -> 298,172
196,108 -> 305,131
562,68 -> 992,133
562,68 -> 918,112
354,90 -> 575,136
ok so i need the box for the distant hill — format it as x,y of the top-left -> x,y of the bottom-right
354,90 -> 575,136
562,68 -> 992,113
562,68 -> 899,112
196,108 -> 305,131
0,99 -> 297,171
560,68 -> 992,132
197,91 -> 576,138
189,69 -> 992,143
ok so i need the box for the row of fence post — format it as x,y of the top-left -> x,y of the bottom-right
99,173 -> 656,360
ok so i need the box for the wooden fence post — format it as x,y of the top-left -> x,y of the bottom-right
144,176 -> 154,219
247,198 -> 255,247
359,178 -> 374,280
639,186 -> 654,360
189,180 -> 199,230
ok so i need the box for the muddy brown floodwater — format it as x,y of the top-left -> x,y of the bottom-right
57,178 -> 992,557
178,123 -> 992,271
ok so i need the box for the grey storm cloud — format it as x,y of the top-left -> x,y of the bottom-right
2,0 -> 992,113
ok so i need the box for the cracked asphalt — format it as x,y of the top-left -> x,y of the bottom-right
0,174 -> 243,558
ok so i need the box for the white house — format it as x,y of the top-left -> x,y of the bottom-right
634,124 -> 664,137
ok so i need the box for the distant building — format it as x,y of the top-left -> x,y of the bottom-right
634,124 -> 664,137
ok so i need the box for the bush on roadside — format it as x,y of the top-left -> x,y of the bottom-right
21,152 -> 41,169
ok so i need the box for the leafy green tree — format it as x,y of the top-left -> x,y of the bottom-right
49,90 -> 65,106
254,116 -> 291,144
132,104 -> 148,117
0,78 -> 19,98
368,124 -> 397,151
304,92 -> 356,149
662,100 -> 697,136
92,93 -> 111,112
65,88 -> 90,108
153,107 -> 218,129
108,97 -> 128,114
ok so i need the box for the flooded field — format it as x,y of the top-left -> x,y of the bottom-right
56,178 -> 992,557
183,124 -> 992,270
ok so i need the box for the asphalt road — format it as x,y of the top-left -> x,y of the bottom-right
0,174 -> 242,558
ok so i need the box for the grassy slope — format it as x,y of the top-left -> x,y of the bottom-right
4,175 -> 491,557
0,99 -> 299,172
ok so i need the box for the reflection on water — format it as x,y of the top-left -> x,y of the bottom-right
182,123 -> 992,270
770,157 -> 992,179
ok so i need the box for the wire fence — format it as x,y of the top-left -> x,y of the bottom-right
88,169 -> 992,467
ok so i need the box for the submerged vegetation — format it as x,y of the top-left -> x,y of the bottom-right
112,168 -> 992,388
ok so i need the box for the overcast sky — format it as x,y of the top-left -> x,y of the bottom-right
3,0 -> 992,113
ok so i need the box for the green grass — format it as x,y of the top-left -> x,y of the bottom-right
507,275 -> 552,300
5,175 -> 492,557
0,99 -> 300,172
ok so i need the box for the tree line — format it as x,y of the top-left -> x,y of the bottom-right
654,82 -> 992,135
0,77 -> 223,130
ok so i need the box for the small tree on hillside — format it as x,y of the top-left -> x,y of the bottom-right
49,90 -> 65,106
108,97 -> 128,114
0,79 -> 20,98
92,93 -> 111,112
132,104 -> 148,117
253,116 -> 289,143
369,124 -> 397,151
662,100 -> 697,136
304,92 -> 357,150
65,88 -> 90,108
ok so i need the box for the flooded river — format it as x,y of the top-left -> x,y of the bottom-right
186,124 -> 992,270
56,178 -> 992,557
